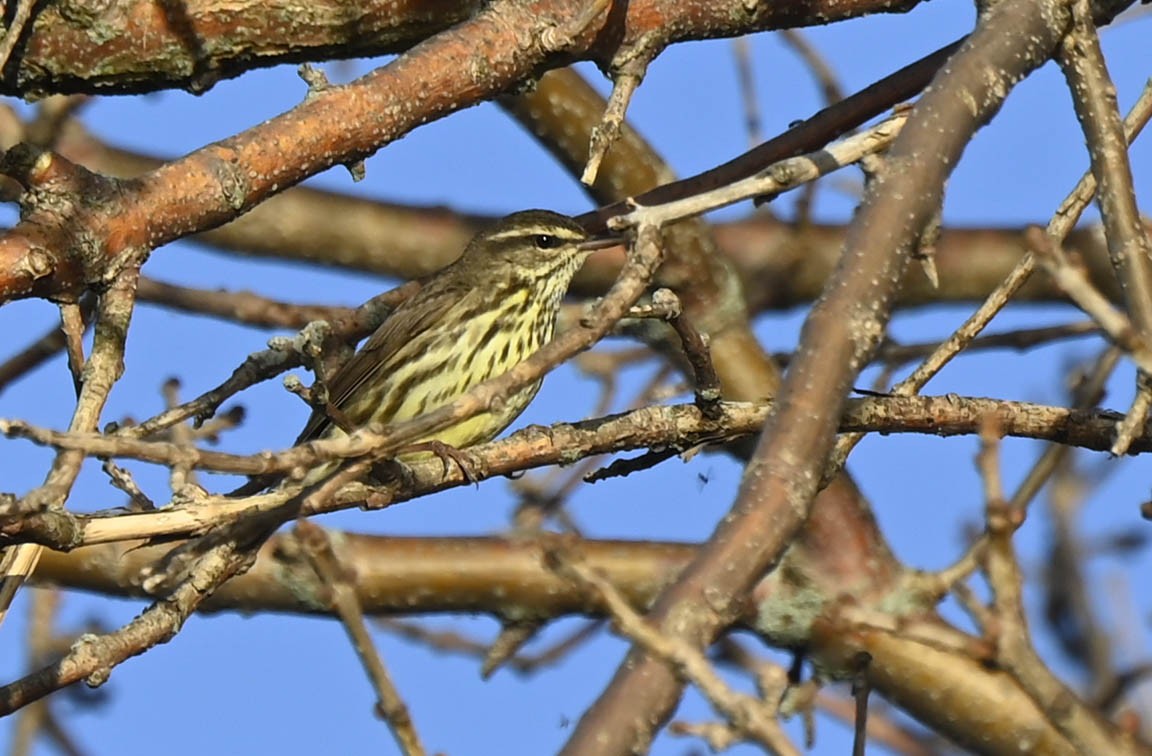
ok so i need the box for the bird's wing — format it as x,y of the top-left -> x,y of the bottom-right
296,279 -> 474,443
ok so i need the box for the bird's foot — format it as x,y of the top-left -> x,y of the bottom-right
400,440 -> 480,484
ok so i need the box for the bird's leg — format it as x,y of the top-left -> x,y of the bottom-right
399,440 -> 480,484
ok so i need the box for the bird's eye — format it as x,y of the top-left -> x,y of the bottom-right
533,234 -> 561,249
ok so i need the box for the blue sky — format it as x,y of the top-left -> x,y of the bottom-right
1,5 -> 1150,754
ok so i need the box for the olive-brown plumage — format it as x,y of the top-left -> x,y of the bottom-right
298,209 -> 617,455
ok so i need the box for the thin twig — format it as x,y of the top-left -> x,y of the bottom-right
1026,227 -> 1152,374
979,416 -> 1131,754
137,277 -> 354,330
1057,0 -> 1152,455
656,290 -> 723,418
779,30 -> 845,106
866,321 -> 1100,369
850,652 -> 873,756
824,77 -> 1152,480
0,514 -> 270,714
0,0 -> 36,77
295,520 -> 426,756
9,589 -> 62,756
163,379 -> 199,492
1010,346 -> 1121,509
550,547 -> 801,755
0,298 -> 95,395
613,111 -> 907,227
119,283 -> 415,439
4,394 -> 1150,550
731,38 -> 763,148
0,263 -> 144,629
581,23 -> 652,187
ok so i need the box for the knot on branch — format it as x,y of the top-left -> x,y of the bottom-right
0,143 -> 134,303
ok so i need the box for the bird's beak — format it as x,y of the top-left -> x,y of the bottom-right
578,235 -> 624,252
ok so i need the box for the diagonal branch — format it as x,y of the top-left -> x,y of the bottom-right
560,2 -> 1084,752
0,0 -> 611,303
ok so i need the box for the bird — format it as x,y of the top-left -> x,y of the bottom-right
238,209 -> 621,492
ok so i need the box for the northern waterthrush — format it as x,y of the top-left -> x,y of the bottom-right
257,209 -> 620,489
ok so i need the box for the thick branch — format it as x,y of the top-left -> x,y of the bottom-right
0,395 -> 1142,550
2,0 -> 926,97
3,111 -> 1130,314
561,2 -> 1081,753
0,0 -> 610,303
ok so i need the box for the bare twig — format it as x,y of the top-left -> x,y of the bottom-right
582,62 -> 645,186
162,379 -> 199,492
9,589 -> 63,756
0,0 -> 36,76
659,293 -> 723,419
1027,227 -> 1152,374
779,30 -> 845,106
612,111 -> 907,227
1010,346 -> 1120,511
0,514 -> 270,714
0,262 -> 144,629
137,277 -> 354,330
3,394 -> 1148,551
824,77 -> 1152,479
379,618 -> 603,678
850,652 -> 873,756
295,520 -> 426,756
731,38 -> 763,148
866,321 -> 1100,369
0,298 -> 94,395
550,547 -> 801,755
978,417 -> 1133,754
1057,0 -> 1152,455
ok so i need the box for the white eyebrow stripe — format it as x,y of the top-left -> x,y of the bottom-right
485,226 -> 584,242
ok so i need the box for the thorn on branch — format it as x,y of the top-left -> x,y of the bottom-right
914,208 -> 942,290
345,160 -> 366,183
58,300 -> 87,396
297,63 -> 331,96
483,620 -> 543,678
